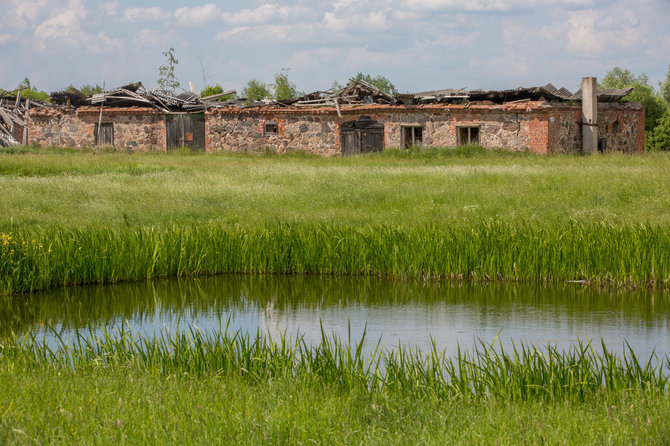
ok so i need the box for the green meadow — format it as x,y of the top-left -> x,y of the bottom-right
3,147 -> 670,443
0,329 -> 668,444
2,146 -> 670,292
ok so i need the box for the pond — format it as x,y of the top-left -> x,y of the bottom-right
2,275 -> 669,359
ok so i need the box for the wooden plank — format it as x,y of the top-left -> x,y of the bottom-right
0,108 -> 14,128
202,90 -> 236,101
22,100 -> 29,145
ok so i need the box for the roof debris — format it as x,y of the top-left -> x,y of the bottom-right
0,80 -> 637,127
82,82 -> 238,113
0,89 -> 48,147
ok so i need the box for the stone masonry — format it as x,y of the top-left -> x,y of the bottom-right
29,107 -> 166,152
27,101 -> 644,155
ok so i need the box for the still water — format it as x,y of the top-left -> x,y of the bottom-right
2,275 -> 669,358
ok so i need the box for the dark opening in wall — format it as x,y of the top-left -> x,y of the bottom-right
598,137 -> 607,153
402,126 -> 423,148
94,122 -> 114,147
458,126 -> 480,146
264,120 -> 278,135
612,120 -> 620,133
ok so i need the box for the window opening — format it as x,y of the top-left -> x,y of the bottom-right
264,120 -> 278,135
611,120 -> 620,133
458,126 -> 480,146
402,126 -> 423,148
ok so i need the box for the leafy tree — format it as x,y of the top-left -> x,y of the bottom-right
600,67 -> 666,131
157,47 -> 180,92
352,73 -> 398,95
272,68 -> 303,100
200,84 -> 235,102
241,79 -> 271,104
80,84 -> 103,96
331,80 -> 344,92
648,111 -> 670,151
15,77 -> 50,102
661,64 -> 670,107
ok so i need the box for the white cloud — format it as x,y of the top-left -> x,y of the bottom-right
133,28 -> 174,46
174,4 -> 224,26
401,0 -> 599,12
33,0 -> 122,53
100,1 -> 118,16
174,3 -> 314,27
566,9 -> 647,54
0,34 -> 12,44
122,7 -> 171,22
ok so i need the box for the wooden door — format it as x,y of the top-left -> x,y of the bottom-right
94,122 -> 114,147
341,128 -> 360,156
166,113 -> 206,151
341,118 -> 384,156
361,127 -> 384,153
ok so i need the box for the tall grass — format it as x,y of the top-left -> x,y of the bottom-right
2,221 -> 670,294
3,327 -> 668,401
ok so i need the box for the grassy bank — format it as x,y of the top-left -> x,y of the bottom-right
2,222 -> 670,294
2,148 -> 670,293
1,330 -> 669,444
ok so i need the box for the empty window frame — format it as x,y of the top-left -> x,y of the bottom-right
264,120 -> 278,135
402,126 -> 423,148
457,126 -> 480,146
94,122 -> 114,147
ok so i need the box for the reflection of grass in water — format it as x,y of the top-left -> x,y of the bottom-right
2,275 -> 669,336
4,326 -> 669,401
2,222 -> 670,296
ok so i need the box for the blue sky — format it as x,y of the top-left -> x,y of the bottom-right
1,0 -> 669,94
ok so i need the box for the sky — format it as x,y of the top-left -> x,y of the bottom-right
1,0 -> 669,95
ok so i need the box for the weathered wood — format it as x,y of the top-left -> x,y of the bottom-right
166,113 -> 205,151
22,100 -> 30,145
202,90 -> 236,101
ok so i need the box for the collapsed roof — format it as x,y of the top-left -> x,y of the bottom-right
409,84 -> 634,104
0,90 -> 49,147
6,80 -> 636,120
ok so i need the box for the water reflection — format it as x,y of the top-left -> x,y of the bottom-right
1,275 -> 669,358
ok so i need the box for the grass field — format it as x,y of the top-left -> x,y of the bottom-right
3,147 -> 670,444
1,146 -> 670,229
2,147 -> 670,293
1,329 -> 668,444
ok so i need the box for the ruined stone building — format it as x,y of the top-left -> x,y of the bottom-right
17,78 -> 644,155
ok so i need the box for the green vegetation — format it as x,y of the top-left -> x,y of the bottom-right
601,66 -> 670,151
241,78 -> 272,103
9,77 -> 50,103
2,221 -> 670,294
1,330 -> 668,444
272,68 -> 303,100
2,149 -> 670,293
157,47 -> 180,92
199,84 -> 235,101
332,73 -> 399,95
240,69 -> 303,103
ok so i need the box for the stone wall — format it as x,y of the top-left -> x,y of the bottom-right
205,104 -> 557,155
27,101 -> 644,155
29,107 -> 166,152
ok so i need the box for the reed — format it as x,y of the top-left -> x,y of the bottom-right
2,221 -> 670,294
3,327 -> 668,402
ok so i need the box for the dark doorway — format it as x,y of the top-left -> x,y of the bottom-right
340,117 -> 384,156
166,113 -> 206,151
